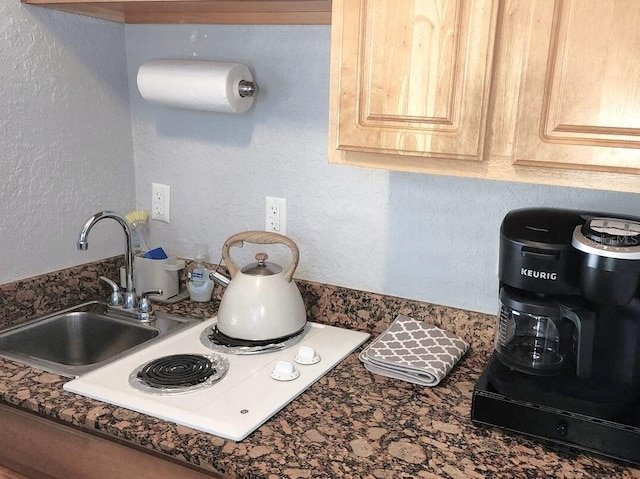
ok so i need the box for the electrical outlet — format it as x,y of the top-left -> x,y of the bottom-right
151,183 -> 171,223
265,196 -> 286,235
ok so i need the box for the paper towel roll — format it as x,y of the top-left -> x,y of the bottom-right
137,59 -> 256,113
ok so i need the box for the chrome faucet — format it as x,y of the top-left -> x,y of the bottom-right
77,211 -> 136,309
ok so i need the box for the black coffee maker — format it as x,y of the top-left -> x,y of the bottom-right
472,208 -> 640,464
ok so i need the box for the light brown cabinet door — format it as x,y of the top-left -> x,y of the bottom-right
329,0 -> 498,161
499,0 -> 640,174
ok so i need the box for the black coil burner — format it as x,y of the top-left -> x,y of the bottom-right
137,354 -> 214,388
207,325 -> 303,348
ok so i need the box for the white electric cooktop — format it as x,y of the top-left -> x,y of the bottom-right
64,317 -> 369,441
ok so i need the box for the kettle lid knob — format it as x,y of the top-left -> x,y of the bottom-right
241,253 -> 283,276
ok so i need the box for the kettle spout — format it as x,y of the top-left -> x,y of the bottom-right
210,270 -> 231,288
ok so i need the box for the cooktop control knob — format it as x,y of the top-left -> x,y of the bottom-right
294,346 -> 321,365
271,360 -> 300,381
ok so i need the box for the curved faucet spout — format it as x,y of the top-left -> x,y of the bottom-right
77,211 -> 136,309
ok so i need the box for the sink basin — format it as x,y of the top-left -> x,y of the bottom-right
0,301 -> 197,377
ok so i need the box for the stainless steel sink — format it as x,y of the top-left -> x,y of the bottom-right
0,301 -> 197,377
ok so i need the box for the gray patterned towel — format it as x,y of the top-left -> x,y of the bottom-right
359,314 -> 469,386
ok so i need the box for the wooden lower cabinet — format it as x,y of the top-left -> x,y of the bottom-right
0,465 -> 29,479
0,404 -> 225,479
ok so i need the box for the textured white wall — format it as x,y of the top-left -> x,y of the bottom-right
1,3 -> 135,283
126,25 -> 640,314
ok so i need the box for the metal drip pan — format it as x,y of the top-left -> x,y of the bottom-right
129,353 -> 229,396
199,322 -> 307,355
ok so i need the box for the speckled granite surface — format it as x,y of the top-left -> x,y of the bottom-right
1,260 -> 639,479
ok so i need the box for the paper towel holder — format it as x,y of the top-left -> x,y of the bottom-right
238,79 -> 258,98
137,59 -> 259,113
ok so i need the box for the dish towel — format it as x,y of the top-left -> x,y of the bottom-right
359,314 -> 469,387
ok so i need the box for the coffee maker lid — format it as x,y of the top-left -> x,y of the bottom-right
501,208 -> 585,246
572,217 -> 640,259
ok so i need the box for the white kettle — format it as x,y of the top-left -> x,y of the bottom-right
214,231 -> 307,341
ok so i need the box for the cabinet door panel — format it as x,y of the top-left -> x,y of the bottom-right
363,0 -> 457,126
332,0 -> 497,161
512,0 -> 640,172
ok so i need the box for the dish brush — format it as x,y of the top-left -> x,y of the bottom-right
125,210 -> 151,253
125,210 -> 149,225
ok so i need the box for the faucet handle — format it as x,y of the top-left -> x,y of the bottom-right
99,276 -> 122,306
138,289 -> 163,313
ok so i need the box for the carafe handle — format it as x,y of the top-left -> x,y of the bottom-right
222,230 -> 300,282
559,304 -> 595,378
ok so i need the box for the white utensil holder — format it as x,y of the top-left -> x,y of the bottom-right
120,254 -> 185,300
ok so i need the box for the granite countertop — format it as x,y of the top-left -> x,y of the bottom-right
1,261 -> 639,479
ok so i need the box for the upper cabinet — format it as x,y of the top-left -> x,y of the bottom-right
329,0 -> 640,192
498,0 -> 640,172
20,0 -> 332,24
329,0 -> 496,162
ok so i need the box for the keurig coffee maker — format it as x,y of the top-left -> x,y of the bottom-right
471,208 -> 640,464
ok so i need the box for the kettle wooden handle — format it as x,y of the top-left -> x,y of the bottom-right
222,231 -> 300,282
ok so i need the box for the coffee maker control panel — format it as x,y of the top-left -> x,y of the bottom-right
573,217 -> 640,258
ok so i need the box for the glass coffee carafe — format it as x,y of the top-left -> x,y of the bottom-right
495,287 -> 594,377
